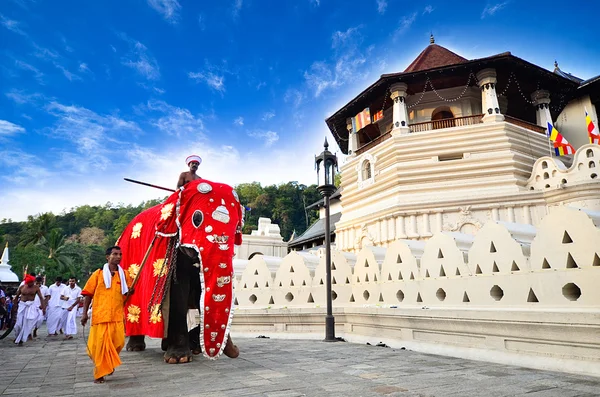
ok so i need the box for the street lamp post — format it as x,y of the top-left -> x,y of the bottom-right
315,138 -> 338,342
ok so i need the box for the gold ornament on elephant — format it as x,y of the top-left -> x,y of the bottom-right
127,305 -> 141,323
152,258 -> 167,277
160,203 -> 174,220
149,304 -> 162,324
128,264 -> 140,279
131,222 -> 143,239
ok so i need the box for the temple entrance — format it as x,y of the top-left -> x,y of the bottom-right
432,107 -> 455,129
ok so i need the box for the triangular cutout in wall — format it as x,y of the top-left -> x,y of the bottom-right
562,231 -> 573,244
331,262 -> 336,270
425,269 -> 430,278
234,298 -> 239,305
346,277 -> 350,284
332,276 -> 337,285
349,294 -> 355,302
396,254 -> 402,263
527,288 -> 539,303
269,296 -> 274,304
438,249 -> 444,259
439,265 -> 446,277
374,274 -> 378,282
254,269 -> 259,275
307,293 -> 314,303
243,283 -> 247,289
379,293 -> 384,302
542,258 -> 551,269
364,259 -> 369,268
290,280 -> 294,286
254,282 -> 259,288
462,292 -> 470,302
302,280 -> 306,286
511,261 -> 520,271
410,272 -> 414,280
279,282 -> 282,287
490,242 -> 497,253
455,268 -> 461,276
398,271 -> 403,280
388,273 -> 392,281
416,293 -> 423,303
290,266 -> 295,273
365,274 -> 369,282
566,253 -> 579,269
475,265 -> 482,274
266,281 -> 269,287
593,253 -> 600,267
492,262 -> 499,273
319,279 -> 324,285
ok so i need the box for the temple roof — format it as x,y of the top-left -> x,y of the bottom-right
553,61 -> 584,83
404,43 -> 468,73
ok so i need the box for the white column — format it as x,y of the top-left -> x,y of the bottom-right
396,216 -> 407,239
407,214 -> 419,238
531,90 -> 552,128
523,205 -> 532,224
349,227 -> 355,250
435,212 -> 443,233
347,118 -> 359,156
376,220 -> 382,244
422,212 -> 432,237
390,83 -> 410,136
476,68 -> 504,123
507,206 -> 515,223
381,218 -> 388,243
389,216 -> 396,241
491,207 -> 500,221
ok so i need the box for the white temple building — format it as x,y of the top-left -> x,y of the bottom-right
229,38 -> 600,377
0,243 -> 19,284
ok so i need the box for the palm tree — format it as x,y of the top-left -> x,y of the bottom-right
37,229 -> 78,275
20,213 -> 56,246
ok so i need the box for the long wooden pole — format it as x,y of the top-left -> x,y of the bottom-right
124,178 -> 176,193
124,234 -> 158,305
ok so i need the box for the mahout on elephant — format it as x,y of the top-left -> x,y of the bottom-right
117,178 -> 244,363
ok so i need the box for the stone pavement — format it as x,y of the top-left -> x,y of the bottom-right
1,324 -> 599,397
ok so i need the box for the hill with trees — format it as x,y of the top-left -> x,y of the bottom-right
0,182 -> 321,285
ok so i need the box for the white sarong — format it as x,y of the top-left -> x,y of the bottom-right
14,301 -> 38,344
46,306 -> 63,334
64,308 -> 77,336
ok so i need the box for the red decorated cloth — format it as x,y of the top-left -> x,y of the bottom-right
118,179 -> 243,359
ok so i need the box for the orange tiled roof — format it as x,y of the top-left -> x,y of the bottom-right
404,44 -> 468,73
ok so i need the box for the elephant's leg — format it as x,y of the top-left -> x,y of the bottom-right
126,335 -> 146,352
188,326 -> 201,355
188,262 -> 202,355
223,334 -> 240,358
164,253 -> 194,364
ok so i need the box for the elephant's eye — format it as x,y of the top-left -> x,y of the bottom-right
192,210 -> 204,228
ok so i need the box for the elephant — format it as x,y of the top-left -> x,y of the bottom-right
116,179 -> 244,363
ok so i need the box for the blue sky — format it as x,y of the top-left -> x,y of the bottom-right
1,0 -> 598,221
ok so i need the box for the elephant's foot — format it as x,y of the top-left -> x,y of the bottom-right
164,348 -> 193,364
126,335 -> 146,352
161,338 -> 168,352
223,335 -> 239,358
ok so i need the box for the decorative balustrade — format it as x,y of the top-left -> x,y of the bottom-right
504,115 -> 546,134
409,114 -> 484,133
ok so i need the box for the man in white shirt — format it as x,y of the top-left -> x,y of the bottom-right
33,276 -> 49,338
46,277 -> 65,336
60,276 -> 81,340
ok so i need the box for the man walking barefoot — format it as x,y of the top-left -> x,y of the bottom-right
81,246 -> 132,384
13,274 -> 46,345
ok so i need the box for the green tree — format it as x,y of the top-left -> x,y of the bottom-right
19,213 -> 56,246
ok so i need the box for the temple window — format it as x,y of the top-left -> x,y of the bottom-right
431,107 -> 455,129
362,160 -> 372,180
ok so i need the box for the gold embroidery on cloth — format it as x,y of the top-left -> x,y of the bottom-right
160,203 -> 174,220
152,258 -> 166,277
149,304 -> 162,324
131,222 -> 143,239
128,264 -> 140,279
127,305 -> 141,323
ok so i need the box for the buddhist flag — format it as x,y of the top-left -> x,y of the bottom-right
352,108 -> 371,132
585,109 -> 599,144
372,110 -> 384,123
547,122 -> 575,156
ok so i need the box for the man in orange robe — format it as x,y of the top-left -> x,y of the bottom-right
81,246 -> 132,384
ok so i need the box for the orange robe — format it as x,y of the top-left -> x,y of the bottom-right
82,268 -> 132,380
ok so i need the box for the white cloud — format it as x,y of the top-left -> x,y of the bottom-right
376,0 -> 387,14
79,63 -> 91,73
54,63 -> 81,81
284,88 -> 304,107
198,14 -> 206,30
234,117 -> 244,126
5,90 -> 44,105
332,26 -> 360,49
247,130 -> 279,147
256,81 -> 266,90
423,5 -> 434,14
120,35 -> 161,80
0,14 -> 27,36
262,111 -> 275,121
31,43 -> 59,60
232,0 -> 243,18
395,12 -> 417,35
481,2 -> 508,18
14,59 -> 44,84
145,100 -> 205,137
0,120 -> 25,136
310,0 -> 320,6
147,0 -> 181,24
188,71 -> 225,92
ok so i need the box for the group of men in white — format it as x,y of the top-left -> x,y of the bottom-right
14,275 -> 82,344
